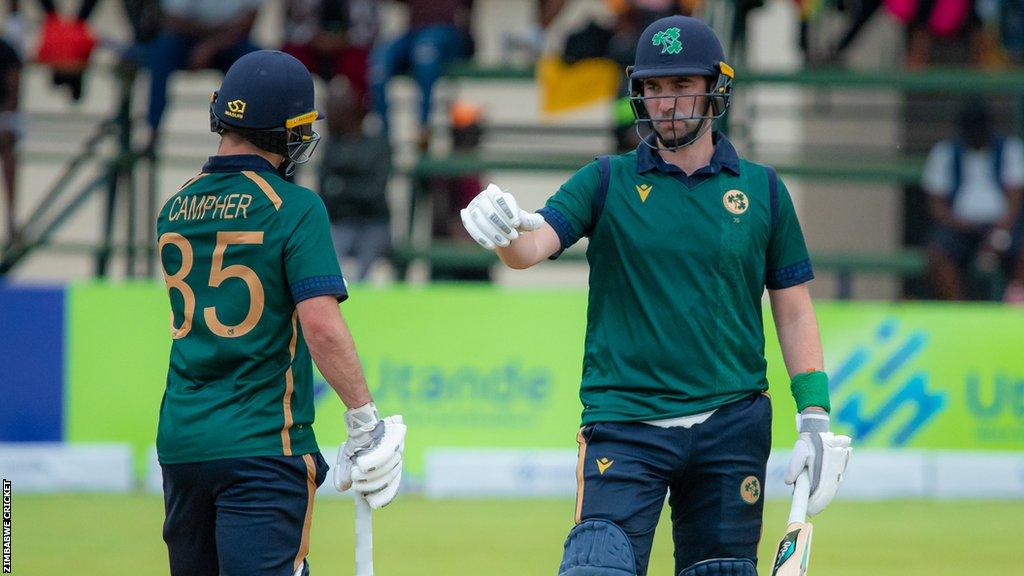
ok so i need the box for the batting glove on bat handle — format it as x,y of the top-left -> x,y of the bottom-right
335,412 -> 408,510
785,412 -> 852,516
335,403 -> 382,492
351,416 -> 407,509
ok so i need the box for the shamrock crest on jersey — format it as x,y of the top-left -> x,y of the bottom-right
723,190 -> 749,214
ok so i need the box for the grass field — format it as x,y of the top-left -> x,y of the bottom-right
11,495 -> 1023,575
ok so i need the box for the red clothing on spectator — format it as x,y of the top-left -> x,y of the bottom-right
401,0 -> 473,29
283,43 -> 371,101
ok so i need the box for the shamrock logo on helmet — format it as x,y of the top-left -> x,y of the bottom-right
652,27 -> 682,55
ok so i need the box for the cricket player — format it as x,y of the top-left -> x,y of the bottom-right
156,50 -> 405,576
461,16 -> 852,576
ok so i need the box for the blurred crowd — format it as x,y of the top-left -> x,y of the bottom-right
1,0 -> 1024,300
798,0 -> 1024,68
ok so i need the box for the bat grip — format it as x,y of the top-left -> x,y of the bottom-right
788,470 -> 811,525
355,495 -> 374,576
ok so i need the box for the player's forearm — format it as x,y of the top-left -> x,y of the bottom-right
307,319 -> 374,409
297,296 -> 373,409
770,285 -> 824,378
495,222 -> 560,269
775,314 -> 823,378
496,232 -> 544,269
776,308 -> 828,414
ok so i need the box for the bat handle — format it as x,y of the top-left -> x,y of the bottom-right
355,495 -> 374,576
788,470 -> 811,525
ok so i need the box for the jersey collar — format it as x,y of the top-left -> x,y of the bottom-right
202,154 -> 278,173
636,131 -> 741,178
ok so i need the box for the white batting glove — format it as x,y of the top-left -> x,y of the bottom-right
334,403 -> 407,509
784,412 -> 852,516
460,183 -> 545,250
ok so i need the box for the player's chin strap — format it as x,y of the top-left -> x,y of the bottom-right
679,558 -> 757,576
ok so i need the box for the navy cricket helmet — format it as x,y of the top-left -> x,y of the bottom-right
210,50 -> 323,174
627,15 -> 733,150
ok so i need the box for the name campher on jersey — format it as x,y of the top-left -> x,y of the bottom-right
166,193 -> 254,222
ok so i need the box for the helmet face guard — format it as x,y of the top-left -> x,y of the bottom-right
627,62 -> 733,151
282,110 -> 321,176
279,123 -> 320,177
210,98 -> 321,176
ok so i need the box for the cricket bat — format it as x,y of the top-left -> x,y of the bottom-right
355,495 -> 374,576
770,470 -> 813,576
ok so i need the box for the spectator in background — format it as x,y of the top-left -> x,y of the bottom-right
369,0 -> 475,151
319,77 -> 391,282
885,0 -> 980,68
1004,226 -> 1024,303
922,104 -> 1024,300
1005,228 -> 1024,303
429,101 -> 491,281
0,0 -> 22,244
605,0 -> 701,67
282,0 -> 379,110
502,0 -> 569,64
143,0 -> 263,151
1002,0 -> 1024,65
34,0 -> 98,101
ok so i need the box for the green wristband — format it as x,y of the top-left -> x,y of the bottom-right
790,370 -> 831,413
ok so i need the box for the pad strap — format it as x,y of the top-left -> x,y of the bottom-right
679,558 -> 757,576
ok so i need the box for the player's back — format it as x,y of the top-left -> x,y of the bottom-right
155,155 -> 343,463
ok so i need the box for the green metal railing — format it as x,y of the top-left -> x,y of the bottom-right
443,63 -> 1024,92
5,62 -> 1020,294
392,64 -> 1024,297
0,62 -> 159,278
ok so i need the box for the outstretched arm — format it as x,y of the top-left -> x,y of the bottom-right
462,183 -> 561,269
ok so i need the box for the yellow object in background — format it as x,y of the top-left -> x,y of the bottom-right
537,56 -> 621,114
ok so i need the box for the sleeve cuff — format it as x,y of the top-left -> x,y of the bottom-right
767,258 -> 814,290
537,206 -> 580,260
291,274 -> 349,304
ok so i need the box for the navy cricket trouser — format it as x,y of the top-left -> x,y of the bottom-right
573,393 -> 772,576
162,452 -> 329,576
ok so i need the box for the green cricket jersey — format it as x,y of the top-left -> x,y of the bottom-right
155,155 -> 347,464
537,133 -> 813,424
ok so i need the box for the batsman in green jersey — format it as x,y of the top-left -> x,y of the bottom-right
461,16 -> 852,576
156,51 -> 406,576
